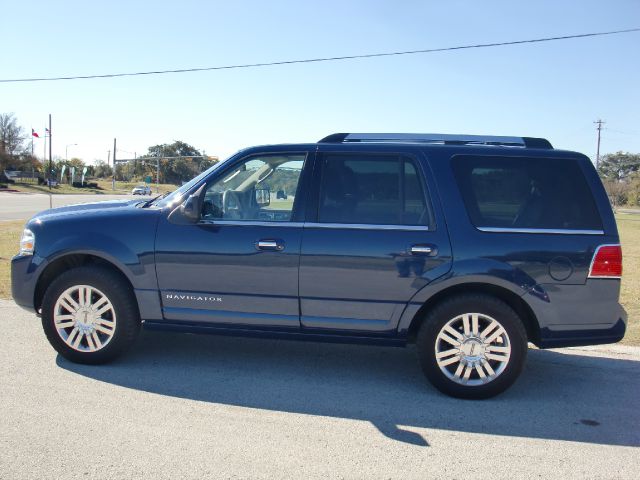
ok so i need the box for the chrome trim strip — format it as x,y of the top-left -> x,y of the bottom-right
477,227 -> 605,235
198,220 -> 430,231
588,243 -> 622,279
304,222 -> 430,231
198,220 -> 304,228
199,221 -> 600,234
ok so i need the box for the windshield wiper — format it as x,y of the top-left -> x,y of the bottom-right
141,191 -> 171,208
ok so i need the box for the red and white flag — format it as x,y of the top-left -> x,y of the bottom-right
32,129 -> 40,138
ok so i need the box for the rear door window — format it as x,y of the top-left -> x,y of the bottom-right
451,156 -> 602,231
318,154 -> 430,226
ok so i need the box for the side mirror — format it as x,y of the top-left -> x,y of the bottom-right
168,184 -> 206,224
255,187 -> 270,207
181,193 -> 201,222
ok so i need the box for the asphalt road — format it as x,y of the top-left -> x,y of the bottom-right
0,192 -> 145,221
0,299 -> 638,479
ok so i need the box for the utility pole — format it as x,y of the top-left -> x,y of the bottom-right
112,138 -> 116,190
48,114 -> 52,209
594,119 -> 605,169
157,148 -> 161,194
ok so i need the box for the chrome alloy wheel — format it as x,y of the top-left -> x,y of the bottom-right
435,313 -> 511,386
53,285 -> 117,352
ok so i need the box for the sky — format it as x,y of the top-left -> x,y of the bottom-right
1,0 -> 639,164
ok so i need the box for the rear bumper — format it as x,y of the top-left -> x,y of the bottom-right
525,280 -> 627,349
537,312 -> 627,348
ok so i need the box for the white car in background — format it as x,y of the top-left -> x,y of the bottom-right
131,185 -> 152,195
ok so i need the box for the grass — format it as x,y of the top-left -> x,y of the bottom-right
0,214 -> 638,345
7,180 -> 177,195
264,198 -> 295,210
8,182 -> 102,195
0,221 -> 24,299
617,213 -> 640,345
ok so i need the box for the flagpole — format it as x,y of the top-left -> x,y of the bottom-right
48,114 -> 52,209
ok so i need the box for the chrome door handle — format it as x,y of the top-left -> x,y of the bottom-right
410,244 -> 437,256
256,239 -> 285,251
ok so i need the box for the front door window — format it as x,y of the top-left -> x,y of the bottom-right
202,154 -> 305,222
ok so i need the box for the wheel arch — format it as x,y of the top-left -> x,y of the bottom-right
34,253 -> 135,313
406,282 -> 540,345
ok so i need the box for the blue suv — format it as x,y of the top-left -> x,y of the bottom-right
11,133 -> 626,398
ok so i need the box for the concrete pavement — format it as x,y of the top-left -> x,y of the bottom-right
0,192 -> 144,221
0,299 -> 638,479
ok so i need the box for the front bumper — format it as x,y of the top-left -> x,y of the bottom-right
11,254 -> 41,312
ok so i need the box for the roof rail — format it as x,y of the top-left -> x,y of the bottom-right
318,133 -> 553,149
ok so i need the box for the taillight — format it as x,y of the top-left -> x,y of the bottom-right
588,244 -> 623,278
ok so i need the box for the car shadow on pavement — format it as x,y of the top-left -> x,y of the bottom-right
57,329 -> 640,447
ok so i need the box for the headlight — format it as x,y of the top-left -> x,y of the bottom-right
19,229 -> 35,256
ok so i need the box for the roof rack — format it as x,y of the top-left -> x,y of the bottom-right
318,133 -> 553,149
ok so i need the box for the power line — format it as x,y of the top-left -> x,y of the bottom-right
605,128 -> 639,136
1,28 -> 639,83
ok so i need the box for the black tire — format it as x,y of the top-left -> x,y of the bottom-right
416,294 -> 527,399
41,265 -> 141,364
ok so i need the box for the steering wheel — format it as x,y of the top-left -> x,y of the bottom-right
222,190 -> 243,219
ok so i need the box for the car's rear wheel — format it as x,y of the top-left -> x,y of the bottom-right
416,294 -> 527,399
41,266 -> 140,364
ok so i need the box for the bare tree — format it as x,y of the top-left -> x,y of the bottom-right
0,112 -> 28,157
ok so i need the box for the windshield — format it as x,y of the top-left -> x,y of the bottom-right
151,157 -> 228,208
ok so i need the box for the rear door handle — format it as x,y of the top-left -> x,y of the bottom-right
410,244 -> 437,256
256,239 -> 285,251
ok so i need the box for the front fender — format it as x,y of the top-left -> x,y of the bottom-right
27,208 -> 160,291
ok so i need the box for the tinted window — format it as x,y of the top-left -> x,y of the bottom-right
451,156 -> 602,230
318,154 -> 429,225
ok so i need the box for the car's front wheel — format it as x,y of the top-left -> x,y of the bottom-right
41,266 -> 141,364
417,294 -> 528,399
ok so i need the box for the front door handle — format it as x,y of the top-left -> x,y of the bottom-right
410,244 -> 437,256
256,239 -> 285,251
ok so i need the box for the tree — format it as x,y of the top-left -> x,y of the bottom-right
92,160 -> 113,178
598,151 -> 640,181
139,140 -> 218,184
0,112 -> 29,170
19,155 -> 43,174
145,140 -> 201,159
597,152 -> 640,207
0,112 -> 27,156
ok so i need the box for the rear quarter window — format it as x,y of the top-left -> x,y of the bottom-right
451,155 -> 603,231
